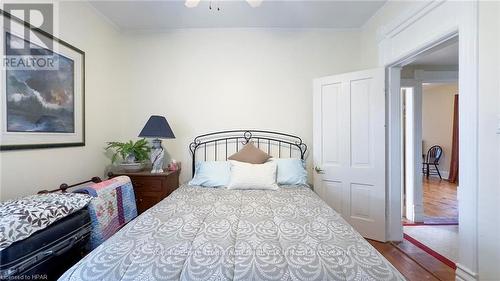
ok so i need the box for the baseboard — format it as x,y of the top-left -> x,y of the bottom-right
455,263 -> 478,281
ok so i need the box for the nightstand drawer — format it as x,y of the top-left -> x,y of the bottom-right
131,177 -> 162,192
135,192 -> 162,213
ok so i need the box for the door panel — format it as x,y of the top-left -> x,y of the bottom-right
323,181 -> 343,213
350,183 -> 373,220
321,83 -> 342,166
313,68 -> 386,241
350,79 -> 372,167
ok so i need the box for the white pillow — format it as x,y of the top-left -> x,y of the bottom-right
227,160 -> 278,190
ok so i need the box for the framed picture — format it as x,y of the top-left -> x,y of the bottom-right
0,10 -> 85,150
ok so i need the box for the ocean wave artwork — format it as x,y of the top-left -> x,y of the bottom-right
5,32 -> 75,133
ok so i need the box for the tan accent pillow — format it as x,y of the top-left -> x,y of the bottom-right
228,142 -> 271,164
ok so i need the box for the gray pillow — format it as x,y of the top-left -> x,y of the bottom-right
228,142 -> 271,164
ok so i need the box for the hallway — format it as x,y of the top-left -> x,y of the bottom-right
422,177 -> 458,223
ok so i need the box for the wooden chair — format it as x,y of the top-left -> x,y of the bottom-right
422,145 -> 443,179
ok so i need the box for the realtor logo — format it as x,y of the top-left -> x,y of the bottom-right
3,3 -> 54,51
2,3 -> 57,70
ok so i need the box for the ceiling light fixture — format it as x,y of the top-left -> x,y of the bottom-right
246,0 -> 263,8
185,0 -> 262,8
185,0 -> 201,8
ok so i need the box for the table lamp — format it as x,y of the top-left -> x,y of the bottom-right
138,115 -> 175,173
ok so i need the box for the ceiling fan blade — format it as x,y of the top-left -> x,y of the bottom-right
246,0 -> 263,8
185,0 -> 201,8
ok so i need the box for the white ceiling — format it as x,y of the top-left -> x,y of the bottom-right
89,0 -> 386,31
409,40 -> 459,67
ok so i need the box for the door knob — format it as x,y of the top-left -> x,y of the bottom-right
315,166 -> 325,174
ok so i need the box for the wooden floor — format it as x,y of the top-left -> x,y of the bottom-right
368,239 -> 455,281
387,177 -> 458,280
367,178 -> 458,280
422,177 -> 458,221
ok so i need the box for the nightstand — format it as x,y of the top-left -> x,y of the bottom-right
108,169 -> 180,214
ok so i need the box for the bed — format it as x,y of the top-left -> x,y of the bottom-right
59,130 -> 405,281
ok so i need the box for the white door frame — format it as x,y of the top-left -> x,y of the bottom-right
381,1 -> 478,280
400,75 -> 458,223
401,80 -> 424,223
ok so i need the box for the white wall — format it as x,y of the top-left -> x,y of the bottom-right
477,1 -> 500,279
0,2 -> 122,200
422,83 -> 458,178
117,29 -> 362,184
359,1 -> 419,69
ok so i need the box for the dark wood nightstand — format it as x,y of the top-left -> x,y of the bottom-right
108,169 -> 180,214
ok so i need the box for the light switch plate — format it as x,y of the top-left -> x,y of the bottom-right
497,114 -> 500,134
497,115 -> 500,134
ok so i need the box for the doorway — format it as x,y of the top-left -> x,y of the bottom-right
374,2 -> 478,279
395,37 -> 460,276
419,82 -> 459,223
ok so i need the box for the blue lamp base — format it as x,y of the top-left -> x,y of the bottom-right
150,138 -> 165,173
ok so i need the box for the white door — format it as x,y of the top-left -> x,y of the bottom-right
313,68 -> 386,241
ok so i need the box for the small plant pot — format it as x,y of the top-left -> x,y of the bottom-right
119,162 -> 144,172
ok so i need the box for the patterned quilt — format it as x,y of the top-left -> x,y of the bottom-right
0,193 -> 92,251
78,176 -> 137,249
60,185 -> 405,281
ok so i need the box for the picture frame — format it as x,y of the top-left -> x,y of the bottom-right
0,9 -> 85,151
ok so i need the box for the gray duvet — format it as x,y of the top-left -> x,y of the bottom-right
60,185 -> 405,281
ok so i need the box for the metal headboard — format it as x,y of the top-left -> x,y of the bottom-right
189,130 -> 307,176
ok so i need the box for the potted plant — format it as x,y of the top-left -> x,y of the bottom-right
106,139 -> 151,172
